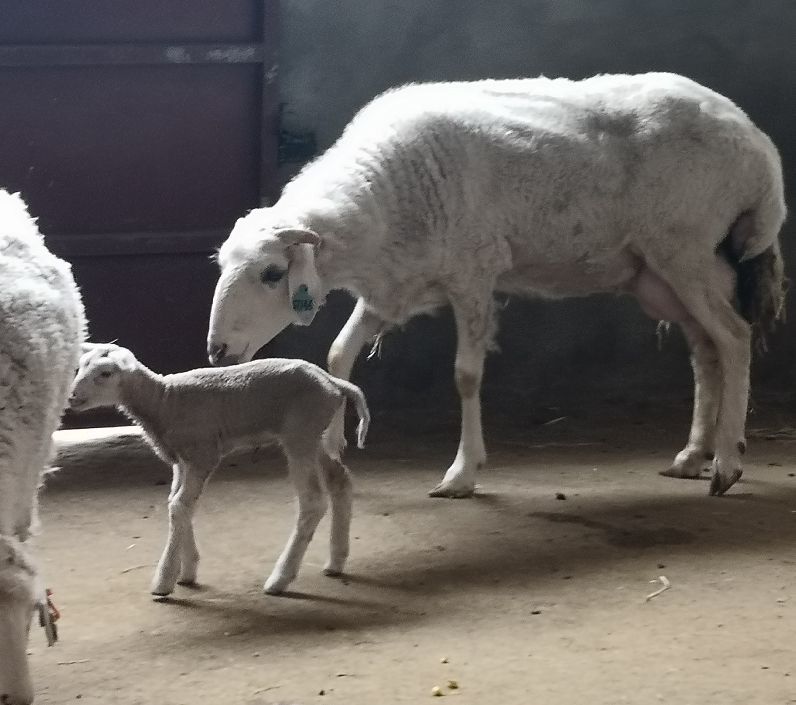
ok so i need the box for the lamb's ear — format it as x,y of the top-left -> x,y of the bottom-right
274,227 -> 321,248
108,347 -> 136,372
287,243 -> 324,326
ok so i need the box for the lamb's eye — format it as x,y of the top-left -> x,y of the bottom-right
261,266 -> 285,287
99,371 -> 113,379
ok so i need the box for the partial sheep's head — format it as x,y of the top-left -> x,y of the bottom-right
207,209 -> 325,367
69,343 -> 137,412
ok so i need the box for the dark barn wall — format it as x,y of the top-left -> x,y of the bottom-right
259,0 -> 796,417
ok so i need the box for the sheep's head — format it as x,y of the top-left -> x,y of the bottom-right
69,343 -> 137,411
207,210 -> 324,366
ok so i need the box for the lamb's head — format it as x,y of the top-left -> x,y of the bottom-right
68,343 -> 137,411
207,210 -> 324,366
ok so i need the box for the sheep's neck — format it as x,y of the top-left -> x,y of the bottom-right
117,366 -> 169,449
286,204 -> 375,295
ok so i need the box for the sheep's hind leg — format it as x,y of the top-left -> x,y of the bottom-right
319,452 -> 353,577
662,319 -> 721,479
637,253 -> 750,495
429,293 -> 495,498
151,463 -> 208,596
264,450 -> 327,594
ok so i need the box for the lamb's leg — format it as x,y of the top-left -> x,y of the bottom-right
264,450 -> 327,595
326,298 -> 383,454
319,452 -> 353,577
662,320 -> 721,478
151,463 -> 209,596
429,295 -> 495,498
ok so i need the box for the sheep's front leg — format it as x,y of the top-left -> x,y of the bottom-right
319,453 -> 353,577
264,452 -> 327,595
151,463 -> 208,597
429,295 -> 495,498
326,298 -> 383,454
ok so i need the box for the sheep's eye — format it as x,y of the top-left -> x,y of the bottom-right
99,371 -> 113,378
260,266 -> 285,288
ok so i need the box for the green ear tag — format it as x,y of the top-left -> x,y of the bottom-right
292,284 -> 314,313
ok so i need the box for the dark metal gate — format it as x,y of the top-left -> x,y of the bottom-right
0,2 -> 279,393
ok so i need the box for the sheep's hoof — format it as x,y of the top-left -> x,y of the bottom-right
177,578 -> 198,587
659,465 -> 704,479
428,482 -> 476,499
660,449 -> 711,479
322,567 -> 344,578
709,468 -> 743,496
151,589 -> 173,598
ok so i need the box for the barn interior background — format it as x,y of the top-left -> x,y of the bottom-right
1,0 -> 794,426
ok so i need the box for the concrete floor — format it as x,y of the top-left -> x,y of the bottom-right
25,405 -> 796,704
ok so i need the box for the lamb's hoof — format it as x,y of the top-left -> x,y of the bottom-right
322,567 -> 344,578
709,468 -> 743,496
428,481 -> 476,499
150,578 -> 176,597
177,578 -> 198,587
263,575 -> 291,595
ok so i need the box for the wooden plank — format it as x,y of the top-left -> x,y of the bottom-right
259,0 -> 281,205
45,230 -> 227,258
0,43 -> 264,67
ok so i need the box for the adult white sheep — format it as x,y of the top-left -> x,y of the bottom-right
207,72 -> 786,499
68,343 -> 369,597
0,190 -> 86,705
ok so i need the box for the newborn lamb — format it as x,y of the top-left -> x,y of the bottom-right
69,343 -> 369,596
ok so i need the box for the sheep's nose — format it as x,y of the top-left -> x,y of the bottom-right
208,342 -> 227,366
208,342 -> 240,366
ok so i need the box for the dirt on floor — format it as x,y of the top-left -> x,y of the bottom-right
24,404 -> 796,705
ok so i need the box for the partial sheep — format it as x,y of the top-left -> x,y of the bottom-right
207,72 -> 786,498
68,343 -> 369,597
0,190 -> 86,705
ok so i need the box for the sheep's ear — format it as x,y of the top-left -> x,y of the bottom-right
287,243 -> 324,326
81,342 -> 101,354
274,227 -> 321,248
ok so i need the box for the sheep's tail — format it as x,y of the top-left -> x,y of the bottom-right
330,377 -> 370,449
724,194 -> 788,351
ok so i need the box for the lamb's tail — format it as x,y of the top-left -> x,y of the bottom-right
724,194 -> 788,351
330,377 -> 370,449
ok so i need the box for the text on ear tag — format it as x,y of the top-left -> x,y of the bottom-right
292,284 -> 314,313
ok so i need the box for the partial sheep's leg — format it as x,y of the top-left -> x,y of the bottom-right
319,452 -> 353,577
326,298 -> 383,455
151,464 -> 209,596
662,319 -> 722,479
638,251 -> 750,495
703,300 -> 751,495
429,294 -> 496,498
264,450 -> 327,595
0,537 -> 36,705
